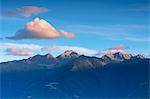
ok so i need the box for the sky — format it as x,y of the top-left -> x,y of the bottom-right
0,0 -> 150,62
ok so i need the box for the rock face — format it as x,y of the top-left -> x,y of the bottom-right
45,53 -> 54,58
57,50 -> 79,59
71,55 -> 105,71
0,50 -> 149,98
102,53 -> 114,62
122,53 -> 132,59
135,54 -> 145,59
101,52 -> 133,63
113,52 -> 132,61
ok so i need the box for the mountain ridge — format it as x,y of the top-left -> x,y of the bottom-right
0,50 -> 148,72
0,50 -> 146,63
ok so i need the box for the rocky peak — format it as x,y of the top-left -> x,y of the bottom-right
29,54 -> 42,60
28,53 -> 54,61
57,50 -> 79,59
113,52 -> 123,57
102,53 -> 114,60
79,55 -> 88,59
101,52 -> 132,62
122,53 -> 132,60
113,52 -> 124,60
112,52 -> 133,61
135,54 -> 145,59
44,53 -> 54,59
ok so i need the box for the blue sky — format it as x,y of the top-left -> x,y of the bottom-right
0,0 -> 149,62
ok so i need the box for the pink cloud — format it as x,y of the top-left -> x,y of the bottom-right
6,48 -> 33,56
6,18 -> 75,40
17,6 -> 48,17
108,45 -> 128,53
60,30 -> 75,38
0,43 -> 42,50
96,45 -> 129,56
5,6 -> 48,17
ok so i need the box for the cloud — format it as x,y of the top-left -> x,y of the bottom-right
107,45 -> 129,53
5,6 -> 48,17
6,18 -> 75,40
96,45 -> 129,56
0,43 -> 42,57
0,43 -> 42,50
59,30 -> 75,38
124,37 -> 150,42
6,48 -> 33,56
42,45 -> 129,56
68,24 -> 149,42
0,43 -> 97,56
42,45 -> 97,56
145,54 -> 150,58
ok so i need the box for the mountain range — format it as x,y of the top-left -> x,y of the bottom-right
0,50 -> 146,71
0,50 -> 149,98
